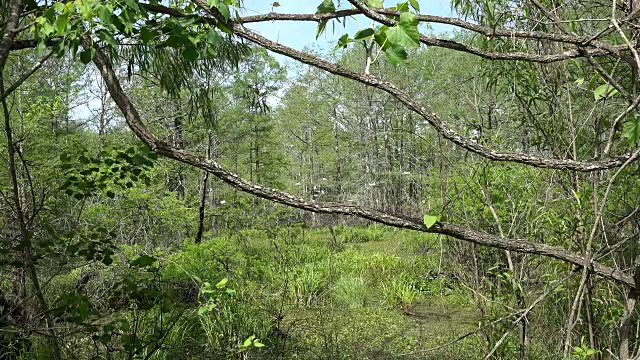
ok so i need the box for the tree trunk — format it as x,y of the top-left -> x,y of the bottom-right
196,130 -> 212,244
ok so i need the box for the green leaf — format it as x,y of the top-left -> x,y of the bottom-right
41,22 -> 55,36
354,28 -> 375,40
53,2 -> 66,13
423,214 -> 440,229
317,0 -> 335,14
409,0 -> 420,11
366,0 -> 383,6
55,12 -> 69,34
622,116 -> 640,147
125,0 -> 139,11
131,154 -> 149,166
140,27 -> 158,42
217,3 -> 231,21
131,255 -> 156,267
182,46 -> 199,62
384,44 -> 408,65
215,278 -> 228,288
594,83 -> 619,101
97,30 -> 119,48
333,33 -> 350,51
316,19 -> 328,39
243,336 -> 254,347
96,5 -> 112,25
395,1 -> 409,12
79,155 -> 91,164
206,29 -> 222,47
79,48 -> 94,64
385,12 -> 420,48
374,29 -> 390,50
254,340 -> 265,347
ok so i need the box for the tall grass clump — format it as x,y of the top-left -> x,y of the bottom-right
383,277 -> 418,309
333,276 -> 368,309
288,262 -> 330,306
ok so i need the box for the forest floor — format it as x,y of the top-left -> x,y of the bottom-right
52,226 -> 493,359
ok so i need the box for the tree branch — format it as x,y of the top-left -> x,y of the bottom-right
89,41 -> 636,289
236,7 -> 623,55
102,1 -> 636,172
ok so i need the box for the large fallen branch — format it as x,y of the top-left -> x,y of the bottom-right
88,43 -> 635,289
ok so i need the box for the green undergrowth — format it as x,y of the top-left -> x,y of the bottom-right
48,226 -> 483,359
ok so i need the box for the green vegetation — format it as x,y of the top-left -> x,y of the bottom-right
2,0 -> 640,358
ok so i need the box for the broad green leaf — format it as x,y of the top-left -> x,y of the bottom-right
409,0 -> 420,11
55,12 -> 69,34
385,12 -> 420,48
622,116 -> 640,147
217,3 -> 231,21
594,83 -> 618,100
131,254 -> 156,267
125,0 -> 139,11
206,29 -> 222,47
395,1 -> 409,12
140,27 -> 157,42
423,214 -> 440,228
77,2 -> 93,20
182,46 -> 199,62
215,278 -> 228,288
53,2 -> 66,13
96,5 -> 112,25
366,0 -> 383,7
354,28 -> 375,40
243,337 -> 252,347
333,33 -> 350,51
41,22 -> 56,36
384,44 -> 408,65
79,48 -> 94,64
317,0 -> 336,14
374,28 -> 390,50
97,30 -> 119,48
165,34 -> 186,48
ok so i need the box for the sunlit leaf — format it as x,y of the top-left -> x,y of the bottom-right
594,83 -> 619,101
317,0 -> 336,14
423,214 -> 440,228
385,12 -> 420,48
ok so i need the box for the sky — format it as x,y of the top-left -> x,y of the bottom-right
240,0 -> 456,68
